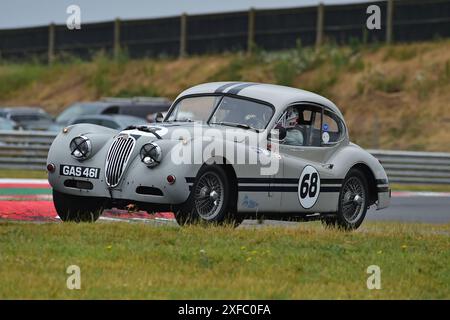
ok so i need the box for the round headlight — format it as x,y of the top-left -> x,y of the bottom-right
140,143 -> 162,167
70,136 -> 91,160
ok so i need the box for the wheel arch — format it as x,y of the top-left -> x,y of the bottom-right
200,156 -> 238,212
349,162 -> 378,206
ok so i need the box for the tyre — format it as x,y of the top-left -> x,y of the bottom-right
322,169 -> 369,230
53,190 -> 104,222
175,164 -> 241,227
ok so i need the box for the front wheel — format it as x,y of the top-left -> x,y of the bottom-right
53,190 -> 104,222
175,165 -> 241,227
322,169 -> 369,230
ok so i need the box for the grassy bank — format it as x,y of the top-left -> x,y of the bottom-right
0,221 -> 448,299
1,39 -> 450,151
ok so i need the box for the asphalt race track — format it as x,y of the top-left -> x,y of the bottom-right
0,179 -> 449,224
367,194 -> 450,224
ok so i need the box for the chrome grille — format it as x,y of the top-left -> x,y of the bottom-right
105,134 -> 136,187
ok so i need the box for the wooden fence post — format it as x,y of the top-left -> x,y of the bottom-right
386,0 -> 394,44
48,23 -> 55,64
316,3 -> 324,47
247,7 -> 256,55
179,13 -> 188,58
114,18 -> 121,60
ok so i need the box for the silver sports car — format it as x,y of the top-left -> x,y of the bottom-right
47,82 -> 390,230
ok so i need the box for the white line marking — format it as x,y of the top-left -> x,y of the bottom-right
392,191 -> 450,198
0,178 -> 49,184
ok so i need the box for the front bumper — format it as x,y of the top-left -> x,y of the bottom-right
376,188 -> 391,210
48,157 -> 193,206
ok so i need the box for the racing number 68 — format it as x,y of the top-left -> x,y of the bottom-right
298,166 -> 321,209
300,172 -> 318,198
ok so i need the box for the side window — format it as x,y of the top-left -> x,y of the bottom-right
274,105 -> 322,147
322,111 -> 344,144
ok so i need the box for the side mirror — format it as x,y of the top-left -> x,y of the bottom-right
268,127 -> 287,142
155,112 -> 164,123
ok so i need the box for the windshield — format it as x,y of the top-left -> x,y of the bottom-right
166,95 -> 273,130
210,96 -> 273,130
56,103 -> 100,123
166,96 -> 221,122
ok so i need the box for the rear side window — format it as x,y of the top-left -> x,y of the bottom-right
322,111 -> 345,144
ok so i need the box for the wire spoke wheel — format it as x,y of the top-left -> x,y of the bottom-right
194,171 -> 224,220
341,176 -> 366,224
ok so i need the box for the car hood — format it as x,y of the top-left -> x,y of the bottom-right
120,122 -> 264,144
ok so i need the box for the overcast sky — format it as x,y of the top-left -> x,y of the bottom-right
0,0 -> 368,29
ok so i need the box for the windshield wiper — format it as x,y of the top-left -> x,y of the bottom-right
124,125 -> 162,139
210,121 -> 260,132
171,118 -> 194,122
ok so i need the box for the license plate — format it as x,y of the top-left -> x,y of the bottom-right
60,165 -> 100,179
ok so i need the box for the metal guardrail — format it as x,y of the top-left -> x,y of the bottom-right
0,130 -> 449,185
368,149 -> 450,185
0,130 -> 56,170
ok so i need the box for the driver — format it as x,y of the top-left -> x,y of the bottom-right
283,107 -> 306,146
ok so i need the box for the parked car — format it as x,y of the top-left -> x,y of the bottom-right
47,82 -> 390,230
0,107 -> 56,131
56,97 -> 171,126
67,114 -> 148,130
0,117 -> 16,130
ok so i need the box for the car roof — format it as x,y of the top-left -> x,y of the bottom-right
176,82 -> 343,118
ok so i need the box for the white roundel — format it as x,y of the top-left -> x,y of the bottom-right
298,165 -> 321,209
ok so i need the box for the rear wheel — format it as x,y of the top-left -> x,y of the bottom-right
322,169 -> 369,230
175,165 -> 241,227
53,190 -> 104,222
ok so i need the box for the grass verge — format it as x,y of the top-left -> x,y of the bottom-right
0,221 -> 448,299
